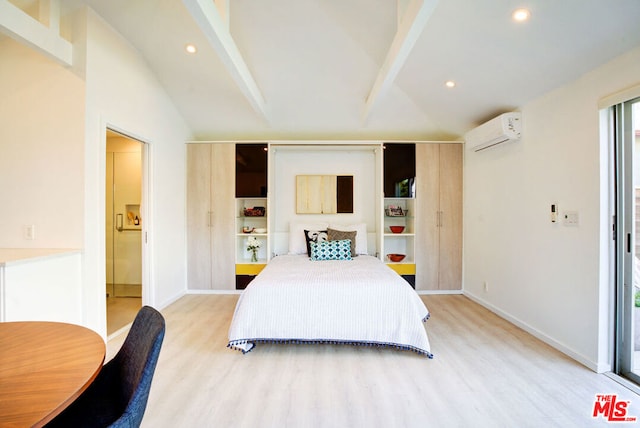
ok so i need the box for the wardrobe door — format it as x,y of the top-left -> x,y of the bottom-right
416,144 -> 440,290
187,144 -> 213,289
438,144 -> 463,290
187,144 -> 235,290
209,144 -> 235,290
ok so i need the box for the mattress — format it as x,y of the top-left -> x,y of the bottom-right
228,255 -> 432,358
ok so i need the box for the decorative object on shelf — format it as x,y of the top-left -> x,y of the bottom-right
387,253 -> 406,262
389,226 -> 405,234
253,228 -> 267,234
243,206 -> 265,217
385,205 -> 407,217
242,226 -> 254,234
247,236 -> 261,262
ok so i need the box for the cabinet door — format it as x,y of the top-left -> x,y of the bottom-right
438,144 -> 463,290
187,144 -> 212,289
415,144 -> 439,290
209,144 -> 235,290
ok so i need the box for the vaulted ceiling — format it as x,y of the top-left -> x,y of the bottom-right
5,0 -> 640,140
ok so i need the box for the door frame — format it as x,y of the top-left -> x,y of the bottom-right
613,97 -> 640,384
105,125 -> 152,307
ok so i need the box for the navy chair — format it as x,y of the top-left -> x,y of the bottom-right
46,305 -> 165,428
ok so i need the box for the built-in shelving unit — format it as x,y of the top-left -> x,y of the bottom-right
235,143 -> 269,289
383,197 -> 415,264
235,197 -> 269,264
382,143 -> 416,285
185,140 -> 461,292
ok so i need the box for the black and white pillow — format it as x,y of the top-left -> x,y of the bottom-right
304,229 -> 328,257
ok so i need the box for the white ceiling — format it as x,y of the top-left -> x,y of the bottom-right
12,0 -> 640,140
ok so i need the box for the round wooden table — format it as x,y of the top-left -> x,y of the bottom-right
0,321 -> 105,427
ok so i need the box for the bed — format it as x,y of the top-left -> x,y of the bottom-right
227,254 -> 432,358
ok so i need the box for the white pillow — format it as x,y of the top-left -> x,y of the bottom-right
288,222 -> 329,255
329,223 -> 368,255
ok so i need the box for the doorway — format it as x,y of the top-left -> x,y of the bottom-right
106,129 -> 144,335
613,96 -> 640,384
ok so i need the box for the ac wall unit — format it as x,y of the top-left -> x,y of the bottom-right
464,112 -> 522,152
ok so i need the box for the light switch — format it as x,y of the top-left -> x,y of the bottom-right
551,203 -> 558,223
23,224 -> 35,240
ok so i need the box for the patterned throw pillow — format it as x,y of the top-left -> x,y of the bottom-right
304,229 -> 328,257
310,239 -> 353,261
327,228 -> 356,257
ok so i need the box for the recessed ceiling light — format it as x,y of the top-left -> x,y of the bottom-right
512,8 -> 531,22
185,44 -> 197,54
445,80 -> 456,88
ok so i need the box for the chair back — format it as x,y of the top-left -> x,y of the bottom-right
110,305 -> 165,427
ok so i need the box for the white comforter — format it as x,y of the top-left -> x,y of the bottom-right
228,255 -> 432,357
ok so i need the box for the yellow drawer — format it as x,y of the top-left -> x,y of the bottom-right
235,264 -> 266,275
386,263 -> 416,275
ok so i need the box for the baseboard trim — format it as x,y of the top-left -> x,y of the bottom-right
186,289 -> 243,295
157,289 -> 187,310
464,290 -> 601,373
416,289 -> 464,295
107,323 -> 131,341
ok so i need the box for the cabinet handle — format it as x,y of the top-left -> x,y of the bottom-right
116,213 -> 123,232
440,211 -> 443,228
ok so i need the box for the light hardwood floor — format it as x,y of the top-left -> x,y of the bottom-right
107,294 -> 640,427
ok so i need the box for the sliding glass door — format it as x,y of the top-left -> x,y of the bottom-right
614,96 -> 640,383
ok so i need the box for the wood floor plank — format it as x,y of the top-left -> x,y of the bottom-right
107,294 -> 640,427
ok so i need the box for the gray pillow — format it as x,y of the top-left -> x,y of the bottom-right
327,228 -> 356,257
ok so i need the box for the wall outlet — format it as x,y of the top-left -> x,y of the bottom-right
23,224 -> 35,240
483,281 -> 489,292
563,211 -> 579,227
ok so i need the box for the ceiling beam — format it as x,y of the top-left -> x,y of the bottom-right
396,0 -> 410,27
183,0 -> 268,120
0,0 -> 72,66
362,0 -> 439,122
214,0 -> 230,28
39,0 -> 61,34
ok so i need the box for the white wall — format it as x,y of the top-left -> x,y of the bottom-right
0,38 -> 85,248
270,144 -> 380,256
80,8 -> 192,335
464,46 -> 640,372
0,8 -> 191,337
